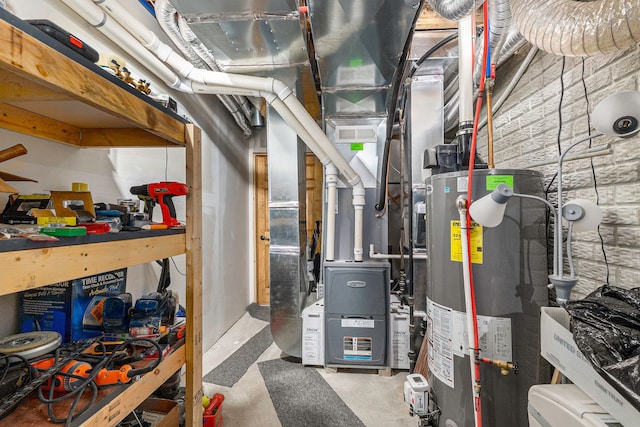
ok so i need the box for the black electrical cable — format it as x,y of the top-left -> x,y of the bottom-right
411,32 -> 459,78
581,58 -> 610,285
374,0 -> 426,212
35,338 -> 164,425
0,353 -> 37,419
375,31 -> 458,212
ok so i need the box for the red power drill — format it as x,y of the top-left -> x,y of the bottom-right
129,182 -> 188,227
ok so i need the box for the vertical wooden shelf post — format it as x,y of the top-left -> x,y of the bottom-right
185,123 -> 203,427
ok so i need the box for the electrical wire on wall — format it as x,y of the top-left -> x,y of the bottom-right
580,58 -> 610,285
465,3 -> 490,426
375,0 -> 427,213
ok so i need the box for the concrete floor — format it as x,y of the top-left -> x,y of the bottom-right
201,312 -> 417,427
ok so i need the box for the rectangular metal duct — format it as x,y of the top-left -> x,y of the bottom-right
267,105 -> 308,358
307,0 -> 420,118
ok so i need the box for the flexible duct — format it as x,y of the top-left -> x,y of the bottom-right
426,0 -> 477,21
155,0 -> 252,137
510,0 -> 640,57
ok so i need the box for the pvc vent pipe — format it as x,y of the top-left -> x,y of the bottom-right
85,0 -> 366,261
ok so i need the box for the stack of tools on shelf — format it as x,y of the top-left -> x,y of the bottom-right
0,176 -> 188,240
0,259 -> 186,423
0,332 -> 164,424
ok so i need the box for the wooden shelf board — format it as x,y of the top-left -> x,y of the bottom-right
4,345 -> 185,427
77,346 -> 185,427
0,18 -> 186,147
0,234 -> 186,295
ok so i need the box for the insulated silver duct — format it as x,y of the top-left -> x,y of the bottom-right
510,0 -> 640,57
426,0 -> 477,21
155,0 -> 253,137
267,106 -> 308,358
437,0 -> 523,131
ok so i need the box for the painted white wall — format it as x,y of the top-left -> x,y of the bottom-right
0,0 -> 256,351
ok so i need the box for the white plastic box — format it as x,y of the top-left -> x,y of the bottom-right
302,300 -> 324,366
389,305 -> 410,369
540,307 -> 639,426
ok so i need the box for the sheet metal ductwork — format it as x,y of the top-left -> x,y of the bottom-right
510,0 -> 640,57
162,0 -> 420,357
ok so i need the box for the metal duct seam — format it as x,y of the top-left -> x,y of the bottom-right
510,0 -> 640,56
155,0 -> 252,137
175,15 -> 253,121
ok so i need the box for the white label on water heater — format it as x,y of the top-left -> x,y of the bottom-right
428,298 -> 514,388
457,176 -> 468,192
450,308 -> 513,361
426,299 -> 455,388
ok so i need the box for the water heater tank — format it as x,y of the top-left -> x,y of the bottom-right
425,169 -> 550,427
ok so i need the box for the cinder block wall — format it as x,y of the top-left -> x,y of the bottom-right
477,45 -> 640,300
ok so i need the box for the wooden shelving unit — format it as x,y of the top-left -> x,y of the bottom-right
0,10 -> 203,427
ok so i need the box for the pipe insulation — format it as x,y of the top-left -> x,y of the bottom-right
89,0 -> 365,261
458,14 -> 475,125
510,0 -> 640,56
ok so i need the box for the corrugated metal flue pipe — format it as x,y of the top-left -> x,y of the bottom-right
510,0 -> 640,56
426,0 -> 477,22
438,0 -> 522,131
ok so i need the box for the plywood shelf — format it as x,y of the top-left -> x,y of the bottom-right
0,7 -> 203,427
0,10 -> 186,147
0,232 -> 186,296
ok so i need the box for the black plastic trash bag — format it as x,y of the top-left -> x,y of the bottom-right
564,285 -> 640,411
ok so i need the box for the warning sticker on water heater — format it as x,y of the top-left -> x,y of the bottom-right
426,300 -> 455,388
428,298 -> 513,362
450,220 -> 483,264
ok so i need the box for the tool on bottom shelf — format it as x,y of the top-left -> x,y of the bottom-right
33,337 -> 165,425
0,335 -> 99,419
0,335 -> 165,424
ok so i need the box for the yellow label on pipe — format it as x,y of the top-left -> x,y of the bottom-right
450,220 -> 483,264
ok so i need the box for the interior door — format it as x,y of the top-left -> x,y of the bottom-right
254,152 -> 323,305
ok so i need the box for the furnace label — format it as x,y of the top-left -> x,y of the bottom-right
343,337 -> 372,360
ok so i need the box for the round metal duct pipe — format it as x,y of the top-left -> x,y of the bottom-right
511,0 -> 640,56
426,0 -> 477,21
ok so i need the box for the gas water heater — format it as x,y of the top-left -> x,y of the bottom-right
425,169 -> 550,427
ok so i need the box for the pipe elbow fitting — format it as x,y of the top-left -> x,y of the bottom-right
260,91 -> 278,105
269,78 -> 293,100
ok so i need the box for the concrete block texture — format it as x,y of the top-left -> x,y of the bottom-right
487,44 -> 640,298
